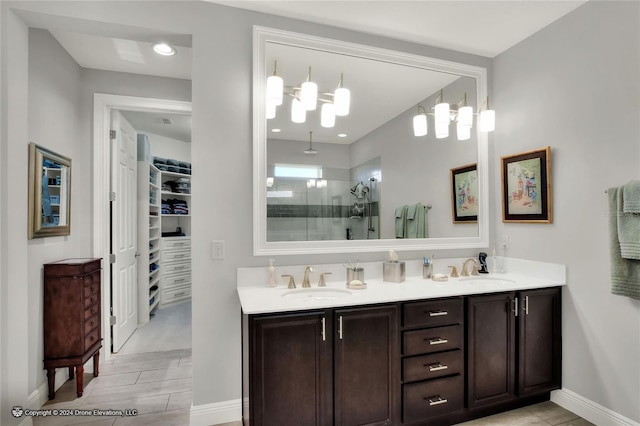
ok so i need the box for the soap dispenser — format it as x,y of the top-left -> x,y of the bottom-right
267,259 -> 277,287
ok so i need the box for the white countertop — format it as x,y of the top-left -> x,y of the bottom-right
237,257 -> 566,315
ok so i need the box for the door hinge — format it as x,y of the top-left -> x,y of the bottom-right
110,315 -> 116,326
109,192 -> 116,202
109,254 -> 116,264
110,130 -> 116,140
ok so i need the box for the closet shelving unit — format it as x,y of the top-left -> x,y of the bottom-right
137,162 -> 162,324
159,168 -> 192,306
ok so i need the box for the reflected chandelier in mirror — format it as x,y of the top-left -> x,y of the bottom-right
28,143 -> 72,239
253,26 -> 490,255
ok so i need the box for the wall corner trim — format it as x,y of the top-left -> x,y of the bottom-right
552,388 -> 640,426
189,398 -> 242,426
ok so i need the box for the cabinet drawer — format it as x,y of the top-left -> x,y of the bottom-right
84,315 -> 100,335
162,238 -> 191,250
403,298 -> 463,328
403,374 -> 463,424
84,328 -> 100,350
84,305 -> 99,320
163,261 -> 191,274
403,349 -> 463,383
403,325 -> 462,356
84,293 -> 100,310
162,287 -> 191,304
161,249 -> 190,262
163,273 -> 191,290
84,282 -> 99,298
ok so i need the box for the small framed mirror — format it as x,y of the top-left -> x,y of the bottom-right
28,143 -> 71,238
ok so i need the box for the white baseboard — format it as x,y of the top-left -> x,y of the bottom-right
190,399 -> 242,425
552,388 -> 640,426
27,368 -> 70,410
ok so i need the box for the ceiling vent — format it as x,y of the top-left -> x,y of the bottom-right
160,118 -> 173,125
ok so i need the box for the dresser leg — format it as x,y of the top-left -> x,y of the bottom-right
75,364 -> 84,397
68,366 -> 74,380
47,368 -> 56,400
93,351 -> 100,377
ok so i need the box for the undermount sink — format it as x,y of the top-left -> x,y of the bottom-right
458,276 -> 516,286
281,288 -> 352,300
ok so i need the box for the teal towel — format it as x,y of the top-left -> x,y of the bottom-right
406,203 -> 429,238
395,206 -> 407,238
623,180 -> 640,213
609,187 -> 640,300
618,188 -> 640,259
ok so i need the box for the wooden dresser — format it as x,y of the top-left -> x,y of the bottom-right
43,258 -> 102,400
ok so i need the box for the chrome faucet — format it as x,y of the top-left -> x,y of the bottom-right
461,258 -> 479,277
302,266 -> 315,288
318,272 -> 332,287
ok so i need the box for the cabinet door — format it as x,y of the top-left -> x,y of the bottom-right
518,287 -> 562,396
334,305 -> 398,426
467,292 -> 517,408
250,312 -> 332,426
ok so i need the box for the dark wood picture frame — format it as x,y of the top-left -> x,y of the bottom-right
450,163 -> 478,223
501,146 -> 552,223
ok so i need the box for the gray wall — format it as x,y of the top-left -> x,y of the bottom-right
6,1 -> 639,425
24,27 -> 191,409
493,1 -> 640,421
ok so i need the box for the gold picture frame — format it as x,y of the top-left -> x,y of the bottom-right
28,143 -> 72,238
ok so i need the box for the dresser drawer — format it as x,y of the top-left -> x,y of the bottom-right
403,325 -> 462,356
161,249 -> 190,263
84,281 -> 99,298
84,315 -> 100,335
403,374 -> 463,424
162,287 -> 191,304
403,298 -> 463,328
84,305 -> 99,320
163,261 -> 191,275
84,328 -> 100,350
403,349 -> 463,383
84,293 -> 100,310
162,238 -> 191,250
163,272 -> 191,290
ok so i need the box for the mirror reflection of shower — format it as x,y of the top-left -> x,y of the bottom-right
348,177 -> 377,239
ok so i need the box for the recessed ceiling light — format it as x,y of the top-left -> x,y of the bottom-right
271,128 -> 281,133
338,133 -> 347,138
153,42 -> 176,56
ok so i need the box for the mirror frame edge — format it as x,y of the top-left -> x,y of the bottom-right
28,142 -> 72,239
253,26 -> 489,256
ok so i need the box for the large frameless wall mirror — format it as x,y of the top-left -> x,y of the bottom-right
253,26 -> 490,255
28,142 -> 72,239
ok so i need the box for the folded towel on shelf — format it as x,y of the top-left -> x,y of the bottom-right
608,187 -> 640,300
395,206 -> 407,238
623,180 -> 640,213
618,188 -> 640,260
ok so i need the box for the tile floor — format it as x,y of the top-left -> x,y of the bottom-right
32,301 -> 593,426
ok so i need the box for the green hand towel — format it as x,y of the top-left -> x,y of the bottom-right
609,187 -> 640,300
617,188 -> 640,260
623,180 -> 640,213
395,206 -> 407,238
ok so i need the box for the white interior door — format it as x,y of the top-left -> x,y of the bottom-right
110,110 -> 138,352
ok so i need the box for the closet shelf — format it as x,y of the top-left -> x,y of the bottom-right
161,190 -> 191,197
162,214 -> 191,217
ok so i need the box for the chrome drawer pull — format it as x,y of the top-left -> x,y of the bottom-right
426,396 -> 448,406
174,292 -> 186,297
428,338 -> 448,345
173,254 -> 186,258
427,363 -> 448,372
174,266 -> 186,270
428,310 -> 448,317
174,278 -> 186,283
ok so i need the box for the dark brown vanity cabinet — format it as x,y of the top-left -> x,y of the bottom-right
248,305 -> 398,426
467,288 -> 561,410
401,297 -> 465,424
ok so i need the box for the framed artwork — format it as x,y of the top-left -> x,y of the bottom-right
501,146 -> 552,223
450,163 -> 478,223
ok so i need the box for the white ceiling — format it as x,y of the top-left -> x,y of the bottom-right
120,110 -> 192,143
211,1 -> 587,58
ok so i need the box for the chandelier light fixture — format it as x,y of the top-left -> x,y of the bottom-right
265,61 -> 351,128
413,90 -> 496,141
304,131 -> 318,155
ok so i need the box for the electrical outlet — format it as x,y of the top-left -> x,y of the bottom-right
212,240 -> 225,260
501,235 -> 510,251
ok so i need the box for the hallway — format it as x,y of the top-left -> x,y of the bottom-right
34,302 -> 192,426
